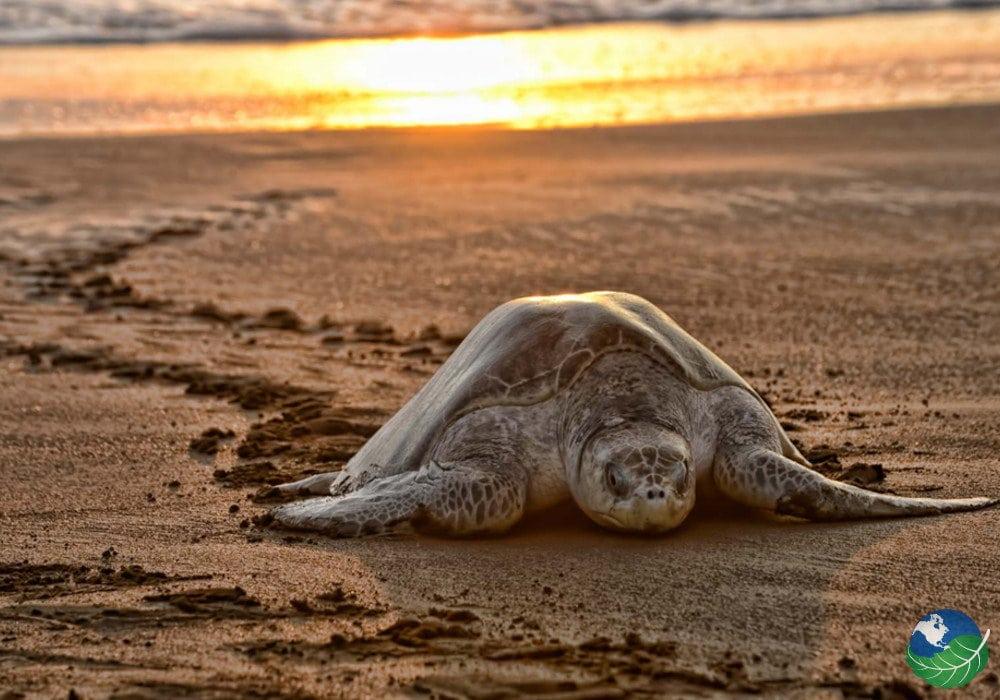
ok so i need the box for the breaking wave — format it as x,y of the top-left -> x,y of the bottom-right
2,0 -> 999,44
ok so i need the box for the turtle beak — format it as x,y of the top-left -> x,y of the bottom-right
594,496 -> 689,534
594,510 -> 627,530
630,496 -> 684,532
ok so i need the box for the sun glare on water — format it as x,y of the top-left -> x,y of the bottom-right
1,10 -> 1000,135
328,37 -> 538,93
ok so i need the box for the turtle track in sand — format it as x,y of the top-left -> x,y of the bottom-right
0,187 -> 464,497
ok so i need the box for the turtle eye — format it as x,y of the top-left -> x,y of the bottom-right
604,464 -> 626,496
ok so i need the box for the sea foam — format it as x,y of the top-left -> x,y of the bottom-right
2,0 -> 997,44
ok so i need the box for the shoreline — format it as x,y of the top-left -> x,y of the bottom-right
1,99 -> 998,143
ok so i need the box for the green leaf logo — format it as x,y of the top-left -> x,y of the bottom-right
906,609 -> 990,688
907,632 -> 990,688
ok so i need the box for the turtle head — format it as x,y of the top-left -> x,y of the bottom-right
571,421 -> 695,534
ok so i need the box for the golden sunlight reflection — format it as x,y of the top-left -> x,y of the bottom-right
2,10 -> 1000,135
328,37 -> 538,93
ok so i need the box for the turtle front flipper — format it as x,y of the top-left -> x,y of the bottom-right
271,459 -> 528,537
709,387 -> 998,521
269,488 -> 418,537
715,445 -> 998,521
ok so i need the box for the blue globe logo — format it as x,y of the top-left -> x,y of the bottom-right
906,609 -> 990,688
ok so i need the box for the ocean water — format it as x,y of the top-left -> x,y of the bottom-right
2,0 -> 999,43
2,8 -> 999,135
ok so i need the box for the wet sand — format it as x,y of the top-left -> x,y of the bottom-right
2,104 -> 1000,698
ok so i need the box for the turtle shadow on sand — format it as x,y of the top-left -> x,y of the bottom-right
261,498 -> 936,695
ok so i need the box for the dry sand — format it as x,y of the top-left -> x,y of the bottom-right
1,104 -> 999,698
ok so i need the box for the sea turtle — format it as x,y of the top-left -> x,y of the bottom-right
271,292 -> 996,536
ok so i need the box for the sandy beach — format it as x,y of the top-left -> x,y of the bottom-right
2,104 -> 1000,697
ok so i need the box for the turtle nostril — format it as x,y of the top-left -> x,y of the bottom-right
646,489 -> 655,499
658,489 -> 666,498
